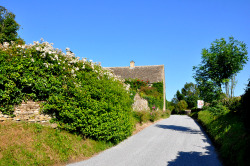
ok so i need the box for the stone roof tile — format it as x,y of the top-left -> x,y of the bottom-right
104,65 -> 164,83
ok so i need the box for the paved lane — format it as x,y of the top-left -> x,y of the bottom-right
68,115 -> 222,166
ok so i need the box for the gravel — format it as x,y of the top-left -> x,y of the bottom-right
68,115 -> 222,166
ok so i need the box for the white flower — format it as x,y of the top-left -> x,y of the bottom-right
3,42 -> 9,48
82,65 -> 85,69
43,63 -> 48,68
71,69 -> 74,74
36,47 -> 40,51
54,54 -> 58,60
31,58 -> 34,62
48,51 -> 52,54
75,67 -> 79,71
41,53 -> 46,58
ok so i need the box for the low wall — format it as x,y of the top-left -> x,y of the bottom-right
0,100 -> 52,123
132,93 -> 150,111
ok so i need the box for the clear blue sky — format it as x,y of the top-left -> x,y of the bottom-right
2,0 -> 250,101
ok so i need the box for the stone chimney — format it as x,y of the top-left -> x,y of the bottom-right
130,61 -> 135,69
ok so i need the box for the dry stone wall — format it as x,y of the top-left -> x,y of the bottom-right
132,93 -> 150,111
0,100 -> 52,123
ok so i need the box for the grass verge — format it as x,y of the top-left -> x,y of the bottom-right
191,111 -> 250,166
0,110 -> 170,166
0,121 -> 113,166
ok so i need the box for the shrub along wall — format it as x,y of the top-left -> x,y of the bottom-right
124,79 -> 164,110
0,41 -> 134,143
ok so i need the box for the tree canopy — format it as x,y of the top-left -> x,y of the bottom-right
0,6 -> 23,44
171,82 -> 200,109
193,37 -> 248,102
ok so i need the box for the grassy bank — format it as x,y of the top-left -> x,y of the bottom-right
191,111 -> 250,166
0,121 -> 113,166
0,110 -> 170,166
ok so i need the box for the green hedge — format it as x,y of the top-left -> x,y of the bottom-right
0,41 -> 134,143
196,110 -> 250,166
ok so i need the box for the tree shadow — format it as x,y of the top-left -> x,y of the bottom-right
155,124 -> 202,134
155,122 -> 222,165
166,143 -> 222,166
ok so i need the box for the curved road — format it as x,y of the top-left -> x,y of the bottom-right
68,115 -> 222,166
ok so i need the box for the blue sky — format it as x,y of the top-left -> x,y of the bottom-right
2,0 -> 250,101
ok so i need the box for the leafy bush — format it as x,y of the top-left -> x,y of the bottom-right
124,78 -> 148,91
132,110 -> 170,124
125,79 -> 164,110
143,95 -> 163,110
132,111 -> 150,124
196,110 -> 250,166
0,41 -> 133,143
204,101 -> 230,116
152,82 -> 163,94
174,100 -> 188,114
220,96 -> 241,113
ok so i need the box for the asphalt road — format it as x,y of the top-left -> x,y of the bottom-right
68,115 -> 222,166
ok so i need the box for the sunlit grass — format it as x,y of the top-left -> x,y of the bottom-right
0,121 -> 113,166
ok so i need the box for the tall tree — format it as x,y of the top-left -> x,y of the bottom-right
181,82 -> 200,108
0,6 -> 23,44
193,37 -> 248,102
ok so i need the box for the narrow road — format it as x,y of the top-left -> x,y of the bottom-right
68,115 -> 222,166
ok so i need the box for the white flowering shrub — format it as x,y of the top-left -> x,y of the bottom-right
0,40 -> 133,143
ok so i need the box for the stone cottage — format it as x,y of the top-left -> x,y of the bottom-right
105,61 -> 166,111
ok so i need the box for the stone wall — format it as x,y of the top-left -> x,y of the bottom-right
132,93 -> 150,111
0,100 -> 52,123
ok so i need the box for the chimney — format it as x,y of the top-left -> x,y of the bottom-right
130,61 -> 135,69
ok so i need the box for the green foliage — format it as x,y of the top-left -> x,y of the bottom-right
176,90 -> 184,101
152,82 -> 163,94
166,100 -> 175,111
196,110 -> 250,166
181,82 -> 200,108
193,37 -> 248,102
132,110 -> 170,124
142,94 -> 163,110
124,78 -> 148,91
132,111 -> 150,124
221,96 -> 241,113
125,79 -> 164,111
203,101 -> 230,116
241,79 -> 250,129
172,82 -> 200,112
0,41 -> 133,143
175,100 -> 188,114
0,6 -> 24,44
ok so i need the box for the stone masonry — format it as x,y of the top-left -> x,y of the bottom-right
132,93 -> 150,111
0,100 -> 52,123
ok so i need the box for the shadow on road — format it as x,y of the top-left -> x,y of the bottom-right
166,140 -> 222,166
156,123 -> 222,166
155,124 -> 202,134
166,151 -> 221,166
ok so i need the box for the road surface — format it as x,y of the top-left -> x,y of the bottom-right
68,115 -> 222,166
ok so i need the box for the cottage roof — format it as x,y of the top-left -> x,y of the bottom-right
104,65 -> 164,83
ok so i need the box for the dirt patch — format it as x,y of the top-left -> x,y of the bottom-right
133,119 -> 163,135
